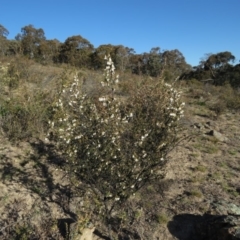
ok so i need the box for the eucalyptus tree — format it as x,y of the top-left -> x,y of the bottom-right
38,39 -> 61,63
162,49 -> 191,80
0,24 -> 9,56
114,45 -> 135,72
0,24 -> 9,38
15,24 -> 46,58
91,44 -> 115,69
59,35 -> 94,68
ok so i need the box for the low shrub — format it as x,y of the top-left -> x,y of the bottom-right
48,55 -> 185,236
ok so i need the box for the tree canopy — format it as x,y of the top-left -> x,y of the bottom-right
180,51 -> 239,87
0,23 -> 239,86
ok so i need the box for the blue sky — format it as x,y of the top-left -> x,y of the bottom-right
1,0 -> 239,66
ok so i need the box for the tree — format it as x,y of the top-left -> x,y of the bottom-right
5,40 -> 22,56
92,44 -> 135,71
0,24 -> 9,56
59,35 -> 93,67
162,49 -> 191,80
202,51 -> 235,78
141,47 -> 162,77
15,24 -> 46,58
37,39 -> 61,63
129,53 -> 144,75
180,51 -> 238,87
91,44 -> 116,69
0,24 -> 9,38
114,45 -> 135,72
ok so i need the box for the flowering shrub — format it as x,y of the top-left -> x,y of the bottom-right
47,55 -> 184,223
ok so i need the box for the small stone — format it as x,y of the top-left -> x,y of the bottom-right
206,130 -> 228,142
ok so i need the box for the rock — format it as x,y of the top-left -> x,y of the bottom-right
79,227 -> 96,240
168,201 -> 240,240
206,130 -> 229,142
204,200 -> 240,239
194,122 -> 205,129
210,200 -> 240,216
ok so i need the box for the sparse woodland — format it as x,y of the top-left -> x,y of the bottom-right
0,23 -> 240,239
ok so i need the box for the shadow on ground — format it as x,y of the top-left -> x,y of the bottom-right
0,139 -> 80,238
168,213 -> 240,240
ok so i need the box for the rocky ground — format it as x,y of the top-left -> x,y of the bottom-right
0,83 -> 240,239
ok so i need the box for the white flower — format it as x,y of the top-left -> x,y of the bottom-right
74,92 -> 79,98
159,142 -> 166,148
99,97 -> 106,102
141,133 -> 148,140
170,113 -> 176,117
107,60 -> 113,65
